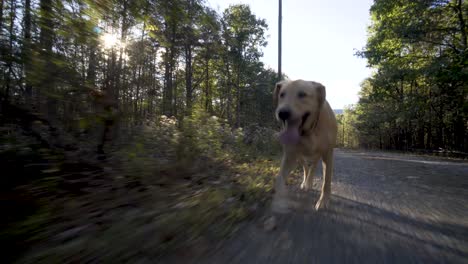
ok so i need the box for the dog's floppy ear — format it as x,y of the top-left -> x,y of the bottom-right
273,80 -> 286,107
314,82 -> 326,108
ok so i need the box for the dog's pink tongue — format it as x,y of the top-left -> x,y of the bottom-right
279,125 -> 300,145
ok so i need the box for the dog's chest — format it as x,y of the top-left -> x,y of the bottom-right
295,137 -> 320,156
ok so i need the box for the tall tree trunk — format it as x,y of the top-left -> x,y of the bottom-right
427,121 -> 432,149
235,48 -> 242,128
163,23 -> 176,117
455,0 -> 467,51
87,45 -> 97,87
455,0 -> 467,151
23,0 -> 32,105
163,52 -> 170,115
184,0 -> 196,116
436,105 -> 444,149
134,25 -> 146,122
204,55 -> 212,113
135,65 -> 142,121
113,0 -> 128,105
378,126 -> 382,150
163,60 -> 173,116
225,61 -> 232,124
150,47 -> 158,116
169,59 -> 174,116
185,45 -> 193,115
80,44 -> 86,85
0,0 -> 4,31
5,0 -> 15,100
173,64 -> 178,117
38,0 -> 56,121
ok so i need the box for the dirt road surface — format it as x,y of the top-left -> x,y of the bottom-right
179,149 -> 468,264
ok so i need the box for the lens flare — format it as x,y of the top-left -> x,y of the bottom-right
101,33 -> 119,49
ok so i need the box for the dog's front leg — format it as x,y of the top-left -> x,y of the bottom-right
272,152 -> 297,213
300,162 -> 311,190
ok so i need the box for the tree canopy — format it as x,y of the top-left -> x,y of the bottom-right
349,0 -> 467,152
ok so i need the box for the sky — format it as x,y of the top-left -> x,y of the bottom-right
206,0 -> 374,109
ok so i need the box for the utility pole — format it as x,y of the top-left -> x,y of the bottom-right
278,0 -> 282,81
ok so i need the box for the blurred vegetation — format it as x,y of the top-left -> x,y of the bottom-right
3,110 -> 281,262
0,0 -> 283,262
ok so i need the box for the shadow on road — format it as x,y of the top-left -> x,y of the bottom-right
201,190 -> 468,264
327,193 -> 468,259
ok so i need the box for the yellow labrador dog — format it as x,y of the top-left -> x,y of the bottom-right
272,79 -> 337,212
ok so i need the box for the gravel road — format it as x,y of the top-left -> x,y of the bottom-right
193,149 -> 468,264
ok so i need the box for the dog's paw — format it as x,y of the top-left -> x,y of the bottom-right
300,182 -> 306,190
272,197 -> 290,214
300,182 -> 313,191
264,216 -> 277,231
315,196 -> 329,211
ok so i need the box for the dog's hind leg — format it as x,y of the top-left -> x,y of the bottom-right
300,156 -> 319,191
300,162 -> 310,190
315,149 -> 334,210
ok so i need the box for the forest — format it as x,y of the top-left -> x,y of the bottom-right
0,0 -> 279,148
338,0 -> 467,155
0,0 -> 466,262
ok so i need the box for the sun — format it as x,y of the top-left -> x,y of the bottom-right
100,32 -> 119,49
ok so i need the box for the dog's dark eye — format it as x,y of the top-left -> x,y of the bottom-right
298,91 -> 306,98
279,92 -> 285,98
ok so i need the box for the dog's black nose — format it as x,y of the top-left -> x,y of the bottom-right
278,109 -> 290,121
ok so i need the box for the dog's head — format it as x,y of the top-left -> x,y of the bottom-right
273,79 -> 326,145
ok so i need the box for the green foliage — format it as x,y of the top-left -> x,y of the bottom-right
336,106 -> 360,148
0,1 -> 283,261
177,108 -> 225,161
354,0 -> 468,152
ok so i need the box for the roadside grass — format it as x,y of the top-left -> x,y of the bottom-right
11,113 -> 282,263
